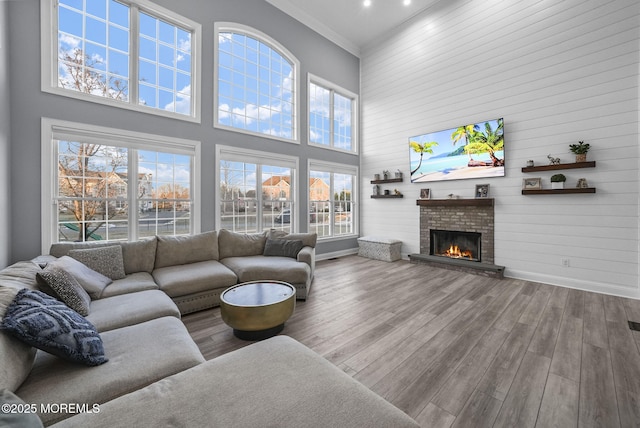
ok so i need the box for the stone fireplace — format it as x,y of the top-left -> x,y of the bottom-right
410,198 -> 503,278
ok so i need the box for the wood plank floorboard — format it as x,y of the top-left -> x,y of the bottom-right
181,255 -> 640,427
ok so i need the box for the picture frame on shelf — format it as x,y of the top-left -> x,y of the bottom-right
523,177 -> 542,190
419,188 -> 431,199
475,184 -> 490,198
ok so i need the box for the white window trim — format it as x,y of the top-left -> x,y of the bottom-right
215,144 -> 300,231
307,73 -> 358,154
41,117 -> 202,253
308,159 -> 358,240
41,0 -> 202,123
214,22 -> 301,144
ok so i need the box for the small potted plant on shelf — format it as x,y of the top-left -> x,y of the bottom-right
395,169 -> 402,179
382,170 -> 390,180
551,173 -> 566,189
569,141 -> 590,162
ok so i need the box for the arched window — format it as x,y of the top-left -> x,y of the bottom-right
215,23 -> 299,142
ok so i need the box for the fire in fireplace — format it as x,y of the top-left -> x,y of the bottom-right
430,230 -> 481,262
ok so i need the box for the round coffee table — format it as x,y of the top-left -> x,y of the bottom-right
220,281 -> 296,340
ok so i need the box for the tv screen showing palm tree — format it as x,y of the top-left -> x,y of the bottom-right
409,118 -> 504,183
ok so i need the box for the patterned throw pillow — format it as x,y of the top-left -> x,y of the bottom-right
68,245 -> 126,280
0,289 -> 108,366
36,265 -> 91,316
44,256 -> 112,300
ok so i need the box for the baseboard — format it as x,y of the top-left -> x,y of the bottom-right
316,248 -> 359,261
506,269 -> 640,300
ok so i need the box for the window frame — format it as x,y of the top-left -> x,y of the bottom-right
41,117 -> 202,253
41,0 -> 202,123
308,159 -> 358,241
216,145 -> 299,233
214,22 -> 301,144
308,74 -> 358,154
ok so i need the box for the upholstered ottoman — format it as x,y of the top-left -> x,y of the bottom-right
357,236 -> 402,262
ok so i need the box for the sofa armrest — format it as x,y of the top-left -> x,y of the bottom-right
297,246 -> 315,278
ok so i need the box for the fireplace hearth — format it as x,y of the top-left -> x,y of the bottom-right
410,198 -> 504,278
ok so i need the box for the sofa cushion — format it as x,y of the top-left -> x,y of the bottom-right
0,389 -> 44,428
269,229 -> 317,248
36,265 -> 91,316
50,336 -> 420,428
221,255 -> 310,285
16,316 -> 205,426
0,261 -> 42,292
153,260 -> 237,298
45,256 -> 112,300
99,272 -> 159,298
87,290 -> 180,332
68,245 -> 126,280
0,289 -> 107,366
218,229 -> 267,258
154,231 -> 219,269
49,239 -> 158,274
0,287 -> 36,392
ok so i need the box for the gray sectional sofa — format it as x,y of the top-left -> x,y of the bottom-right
47,228 -> 317,314
0,230 -> 420,427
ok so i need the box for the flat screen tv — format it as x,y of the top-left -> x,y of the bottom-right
409,118 -> 504,183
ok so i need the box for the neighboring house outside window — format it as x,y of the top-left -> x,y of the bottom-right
41,0 -> 201,121
215,23 -> 300,143
308,74 -> 358,153
309,161 -> 357,239
41,118 -> 200,253
217,146 -> 298,234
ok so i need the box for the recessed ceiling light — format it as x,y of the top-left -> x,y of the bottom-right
404,0 -> 411,5
363,0 -> 371,6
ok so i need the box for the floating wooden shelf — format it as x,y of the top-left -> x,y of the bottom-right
371,194 -> 403,199
521,188 -> 596,195
521,161 -> 595,173
371,178 -> 403,184
416,198 -> 494,207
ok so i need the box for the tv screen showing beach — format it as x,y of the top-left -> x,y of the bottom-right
409,118 -> 504,183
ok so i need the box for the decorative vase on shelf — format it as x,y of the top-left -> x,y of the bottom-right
551,182 -> 564,190
575,153 -> 587,163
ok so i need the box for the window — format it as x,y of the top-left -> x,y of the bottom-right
309,75 -> 357,152
42,118 -> 201,252
309,161 -> 357,239
215,23 -> 299,142
217,146 -> 298,233
41,0 -> 201,121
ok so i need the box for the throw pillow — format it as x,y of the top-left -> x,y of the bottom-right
36,265 -> 91,316
0,389 -> 44,428
268,229 -> 317,248
68,245 -> 126,280
263,238 -> 304,258
0,289 -> 108,366
45,256 -> 112,300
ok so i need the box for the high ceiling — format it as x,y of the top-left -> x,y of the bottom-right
265,0 -> 440,57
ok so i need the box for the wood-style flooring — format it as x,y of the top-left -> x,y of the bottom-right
182,255 -> 640,428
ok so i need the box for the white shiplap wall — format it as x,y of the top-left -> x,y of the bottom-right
360,0 -> 640,298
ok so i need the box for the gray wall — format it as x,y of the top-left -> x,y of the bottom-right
0,1 -> 10,267
7,0 -> 360,263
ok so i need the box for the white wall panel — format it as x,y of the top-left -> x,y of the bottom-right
360,0 -> 640,298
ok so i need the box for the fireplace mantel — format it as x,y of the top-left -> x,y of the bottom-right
416,198 -> 494,207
